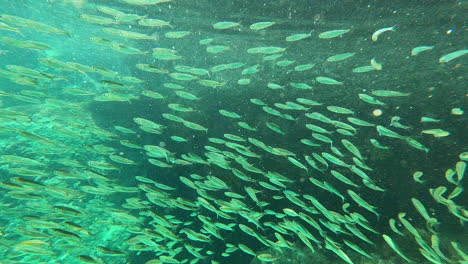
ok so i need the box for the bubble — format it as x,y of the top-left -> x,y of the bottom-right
372,109 -> 383,116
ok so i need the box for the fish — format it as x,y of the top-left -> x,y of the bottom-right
0,15 -> 69,35
121,0 -> 172,5
327,106 -> 355,115
319,29 -> 350,39
287,157 -> 308,171
249,21 -> 275,30
175,90 -> 200,100
165,31 -> 191,38
0,21 -> 21,34
219,109 -> 241,118
411,46 -> 434,56
341,139 -> 364,160
372,90 -> 411,97
286,33 -> 311,42
139,18 -> 171,27
353,65 -> 375,73
316,76 -> 343,85
347,190 -> 380,218
294,64 -> 315,71
372,26 -> 395,41
80,14 -> 116,25
376,125 -> 404,139
346,117 -> 375,127
330,170 -> 359,187
238,243 -> 256,256
370,138 -> 389,149
1,36 -> 52,50
326,52 -> 355,62
382,234 -> 415,263
439,49 -> 468,63
213,21 -> 240,30
247,46 -> 286,54
370,58 -> 383,70
102,28 -> 156,40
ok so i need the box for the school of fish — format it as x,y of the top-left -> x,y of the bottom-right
0,0 -> 466,264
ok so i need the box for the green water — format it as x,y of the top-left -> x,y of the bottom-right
0,0 -> 466,264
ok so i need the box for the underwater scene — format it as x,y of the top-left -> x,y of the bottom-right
0,0 -> 467,263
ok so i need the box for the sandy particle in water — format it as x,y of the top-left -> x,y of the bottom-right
372,109 -> 383,117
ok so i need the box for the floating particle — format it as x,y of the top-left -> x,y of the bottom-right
372,109 -> 383,116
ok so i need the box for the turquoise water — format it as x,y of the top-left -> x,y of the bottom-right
0,0 -> 466,264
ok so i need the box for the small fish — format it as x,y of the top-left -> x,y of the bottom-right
439,49 -> 468,63
287,157 -> 308,171
376,125 -> 404,139
80,14 -> 116,25
238,243 -> 256,256
411,46 -> 434,56
341,139 -> 364,160
237,121 -> 256,131
256,253 -> 280,262
294,64 -> 315,71
239,79 -> 251,86
290,82 -> 312,89
347,189 -> 379,218
249,21 -> 275,30
138,18 -> 171,27
322,152 -> 350,168
353,65 -> 375,73
382,234 -> 415,263
266,122 -> 285,135
276,59 -> 295,66
330,170 -> 359,187
297,98 -> 322,106
164,30 -> 191,39
327,106 -> 354,115
183,120 -> 208,132
326,52 -> 355,62
372,90 -> 410,97
370,138 -> 389,149
370,58 -> 382,70
404,137 -> 429,153
319,29 -> 350,39
422,129 -> 450,138
286,33 -> 311,42
372,26 -> 395,42
347,117 -> 375,127
207,45 -> 230,53
420,116 -> 440,123
175,90 -> 200,100
412,171 -> 425,183
219,109 -> 241,118
247,46 -> 286,54
213,21 -> 240,30
451,108 -> 464,115
316,76 -> 343,85
121,0 -> 172,5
